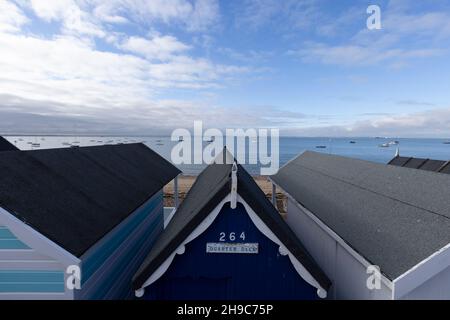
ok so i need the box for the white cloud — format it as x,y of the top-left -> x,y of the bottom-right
187,0 -> 220,31
85,0 -> 220,32
236,0 -> 321,31
28,0 -> 106,38
288,1 -> 450,67
0,1 -> 29,33
291,43 -> 444,66
120,35 -> 191,61
281,108 -> 450,138
0,0 -> 249,131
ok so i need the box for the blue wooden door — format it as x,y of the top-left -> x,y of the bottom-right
145,202 -> 317,300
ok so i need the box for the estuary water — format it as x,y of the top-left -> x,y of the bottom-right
5,136 -> 450,175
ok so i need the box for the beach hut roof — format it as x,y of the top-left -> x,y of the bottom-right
271,151 -> 450,280
388,156 -> 450,174
132,149 -> 331,293
0,136 -> 18,151
0,143 -> 180,257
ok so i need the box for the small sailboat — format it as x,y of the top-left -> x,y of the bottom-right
379,143 -> 390,148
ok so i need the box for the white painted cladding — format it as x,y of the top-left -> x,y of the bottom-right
399,265 -> 450,299
286,198 -> 392,300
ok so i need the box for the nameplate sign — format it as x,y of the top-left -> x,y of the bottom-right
206,243 -> 259,254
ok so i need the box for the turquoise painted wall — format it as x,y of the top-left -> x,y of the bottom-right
0,226 -> 29,249
0,226 -> 64,294
0,270 -> 64,293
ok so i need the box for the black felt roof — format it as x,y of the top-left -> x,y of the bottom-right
0,137 -> 18,151
0,144 -> 180,257
388,156 -> 449,174
133,150 -> 331,291
271,151 -> 450,280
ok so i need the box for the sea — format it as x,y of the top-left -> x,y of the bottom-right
5,136 -> 450,176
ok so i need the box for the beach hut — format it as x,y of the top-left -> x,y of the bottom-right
0,144 -> 180,300
388,155 -> 450,174
270,151 -> 450,300
0,136 -> 18,151
132,149 -> 331,300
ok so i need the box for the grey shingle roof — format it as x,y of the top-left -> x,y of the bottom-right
0,144 -> 180,257
271,151 -> 450,280
388,156 -> 449,174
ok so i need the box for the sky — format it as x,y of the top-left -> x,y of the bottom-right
1,0 -> 450,137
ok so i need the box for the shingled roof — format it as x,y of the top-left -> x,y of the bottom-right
271,151 -> 450,280
388,156 -> 450,174
0,144 -> 180,257
0,136 -> 18,151
133,150 -> 331,292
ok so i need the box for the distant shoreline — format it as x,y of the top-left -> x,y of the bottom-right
3,134 -> 449,140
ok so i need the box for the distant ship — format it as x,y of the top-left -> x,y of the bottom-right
349,141 -> 356,144
315,145 -> 327,149
379,143 -> 390,148
443,141 -> 450,145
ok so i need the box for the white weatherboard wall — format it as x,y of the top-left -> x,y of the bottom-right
393,241 -> 450,300
0,207 -> 79,300
285,198 -> 392,300
399,265 -> 450,299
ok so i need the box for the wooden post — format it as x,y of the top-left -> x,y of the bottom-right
272,183 -> 276,207
174,175 -> 179,209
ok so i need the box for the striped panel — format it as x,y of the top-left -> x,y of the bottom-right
0,226 -> 30,249
79,192 -> 164,299
97,216 -> 163,299
0,270 -> 65,293
81,193 -> 163,282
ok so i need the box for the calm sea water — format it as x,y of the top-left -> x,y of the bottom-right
6,136 -> 450,175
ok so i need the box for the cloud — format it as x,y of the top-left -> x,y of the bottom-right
119,35 -> 191,61
397,100 -> 436,107
290,43 -> 444,66
0,0 -> 252,132
281,108 -> 450,138
288,1 -> 450,67
235,0 -> 321,31
86,0 -> 220,32
28,0 -> 106,38
0,1 -> 29,33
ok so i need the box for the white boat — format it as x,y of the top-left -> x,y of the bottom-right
379,143 -> 390,148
